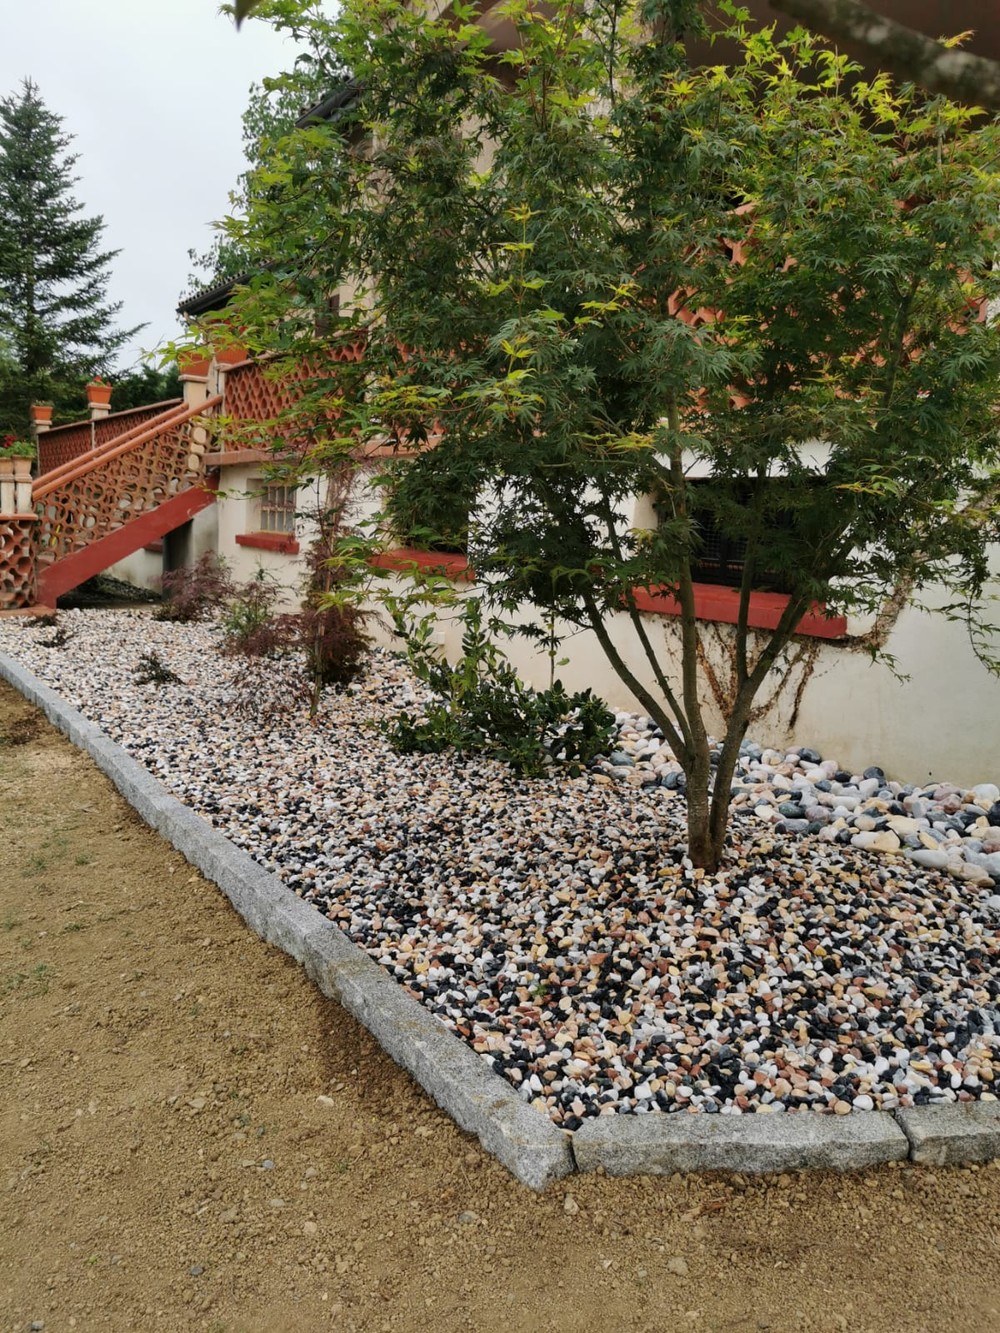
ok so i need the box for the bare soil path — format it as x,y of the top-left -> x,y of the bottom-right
2,679 -> 1000,1333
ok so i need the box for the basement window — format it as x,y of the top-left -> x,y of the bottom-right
235,480 -> 300,554
685,482 -> 796,595
258,482 -> 297,535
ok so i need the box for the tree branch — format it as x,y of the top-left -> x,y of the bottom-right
769,0 -> 1000,111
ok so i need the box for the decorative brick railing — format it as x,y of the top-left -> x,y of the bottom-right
0,459 -> 39,610
0,516 -> 39,609
37,399 -> 184,473
33,397 -> 221,567
221,337 -> 365,449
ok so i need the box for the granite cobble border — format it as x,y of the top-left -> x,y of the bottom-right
2,649 -> 996,1187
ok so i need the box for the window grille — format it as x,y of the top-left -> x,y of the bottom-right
688,484 -> 795,594
258,483 -> 297,534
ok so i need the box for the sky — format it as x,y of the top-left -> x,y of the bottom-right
0,0 -> 308,371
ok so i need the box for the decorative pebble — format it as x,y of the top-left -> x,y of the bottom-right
2,608 -> 1000,1129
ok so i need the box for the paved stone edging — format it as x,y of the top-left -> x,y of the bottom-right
3,649 -> 998,1186
0,651 -> 571,1191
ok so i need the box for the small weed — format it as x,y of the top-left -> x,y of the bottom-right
134,650 -> 183,687
31,963 -> 53,994
23,853 -> 48,877
0,715 -> 40,746
39,624 -> 72,649
334,1158 -> 351,1175
1,912 -> 22,932
2,963 -> 52,997
62,922 -> 83,934
74,853 -> 92,866
189,1001 -> 203,1018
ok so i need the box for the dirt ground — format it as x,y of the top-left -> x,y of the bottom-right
2,679 -> 1000,1333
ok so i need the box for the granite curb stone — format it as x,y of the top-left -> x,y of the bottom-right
573,1107 -> 910,1175
303,929 -> 573,1190
3,648 -> 997,1184
895,1103 -> 1000,1166
0,650 -> 572,1191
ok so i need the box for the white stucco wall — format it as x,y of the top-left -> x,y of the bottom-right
105,548 -> 163,592
206,460 -> 1000,787
370,556 -> 1000,787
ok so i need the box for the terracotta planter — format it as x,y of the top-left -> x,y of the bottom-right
178,350 -> 212,378
30,404 -> 53,426
86,383 -> 113,407
12,457 -> 32,481
213,345 -> 248,367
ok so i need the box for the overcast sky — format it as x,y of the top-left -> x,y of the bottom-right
0,0 -> 308,371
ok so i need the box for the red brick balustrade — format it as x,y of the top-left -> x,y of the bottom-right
32,396 -> 223,604
221,338 -> 366,449
0,456 -> 40,610
36,400 -> 184,474
0,516 -> 39,610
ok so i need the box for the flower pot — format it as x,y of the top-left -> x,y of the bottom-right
12,457 -> 32,481
213,345 -> 248,367
30,404 -> 53,426
86,383 -> 113,407
178,348 -> 212,378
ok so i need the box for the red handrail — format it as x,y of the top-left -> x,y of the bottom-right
33,396 -> 222,500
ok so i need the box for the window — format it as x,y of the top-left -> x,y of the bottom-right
237,479 -> 300,554
687,482 -> 796,595
259,483 -> 297,535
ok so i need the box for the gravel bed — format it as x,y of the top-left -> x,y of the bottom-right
2,608 -> 999,1129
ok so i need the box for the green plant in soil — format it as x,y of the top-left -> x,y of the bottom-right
133,650 -> 183,687
156,553 -> 234,624
222,467 -> 373,718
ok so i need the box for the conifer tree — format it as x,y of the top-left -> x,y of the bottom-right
0,79 -> 140,434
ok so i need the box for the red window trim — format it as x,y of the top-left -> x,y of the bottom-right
371,546 -> 473,581
631,583 -> 846,639
369,550 -> 845,639
236,531 -> 300,555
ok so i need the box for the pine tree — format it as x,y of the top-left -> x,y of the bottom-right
0,79 -> 141,434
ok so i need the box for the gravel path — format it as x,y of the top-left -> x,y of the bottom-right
2,608 -> 998,1130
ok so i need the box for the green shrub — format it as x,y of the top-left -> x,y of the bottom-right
386,598 -> 614,776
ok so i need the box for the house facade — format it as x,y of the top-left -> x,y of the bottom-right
2,0 -> 997,787
89,332 -> 997,788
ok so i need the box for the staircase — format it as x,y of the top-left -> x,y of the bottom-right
0,395 -> 222,612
